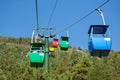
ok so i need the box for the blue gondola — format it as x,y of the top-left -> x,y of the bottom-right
88,25 -> 112,57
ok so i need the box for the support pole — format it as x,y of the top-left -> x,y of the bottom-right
45,36 -> 49,73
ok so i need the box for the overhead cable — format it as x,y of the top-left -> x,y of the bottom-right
47,0 -> 58,27
56,0 -> 110,34
35,0 -> 39,38
35,0 -> 39,29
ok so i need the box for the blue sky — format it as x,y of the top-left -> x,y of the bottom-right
0,0 -> 120,51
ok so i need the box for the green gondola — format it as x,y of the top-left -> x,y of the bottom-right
29,42 -> 45,67
60,36 -> 69,50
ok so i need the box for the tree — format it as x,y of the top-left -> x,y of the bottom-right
71,57 -> 92,80
0,69 -> 7,80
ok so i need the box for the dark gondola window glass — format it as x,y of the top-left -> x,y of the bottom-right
93,27 -> 107,34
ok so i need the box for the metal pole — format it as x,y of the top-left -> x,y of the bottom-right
96,8 -> 106,25
66,30 -> 69,37
45,36 -> 49,73
31,29 -> 35,43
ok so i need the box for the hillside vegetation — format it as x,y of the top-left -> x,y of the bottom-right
0,36 -> 120,80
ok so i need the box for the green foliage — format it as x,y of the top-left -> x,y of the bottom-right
87,57 -> 111,80
0,69 -> 7,80
71,57 -> 92,80
0,36 -> 120,80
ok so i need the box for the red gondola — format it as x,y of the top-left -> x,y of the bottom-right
52,38 -> 59,48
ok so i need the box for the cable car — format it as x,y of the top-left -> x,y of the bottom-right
49,47 -> 55,52
52,38 -> 59,48
30,42 -> 45,67
60,36 -> 69,50
88,25 -> 112,57
29,29 -> 45,67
